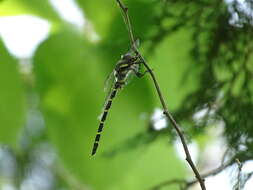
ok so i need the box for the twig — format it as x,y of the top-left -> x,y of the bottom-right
116,0 -> 206,190
184,157 -> 234,189
151,156 -> 235,190
54,164 -> 89,190
241,171 -> 253,189
116,0 -> 136,48
151,179 -> 186,190
235,159 -> 242,190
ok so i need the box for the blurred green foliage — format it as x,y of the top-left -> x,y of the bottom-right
0,40 -> 25,147
0,0 -> 252,189
0,0 -> 61,22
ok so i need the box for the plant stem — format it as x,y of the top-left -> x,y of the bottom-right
116,0 -> 206,189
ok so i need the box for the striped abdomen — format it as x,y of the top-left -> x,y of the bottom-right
91,82 -> 121,156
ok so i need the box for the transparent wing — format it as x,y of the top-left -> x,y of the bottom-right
124,71 -> 135,86
103,70 -> 116,107
124,64 -> 140,86
133,38 -> 140,48
104,70 -> 115,92
123,39 -> 140,57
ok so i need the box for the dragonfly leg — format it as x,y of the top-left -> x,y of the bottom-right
131,68 -> 149,78
133,60 -> 143,65
133,60 -> 154,78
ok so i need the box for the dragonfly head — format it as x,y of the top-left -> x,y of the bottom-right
121,53 -> 134,61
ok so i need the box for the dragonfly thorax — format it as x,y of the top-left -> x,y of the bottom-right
114,53 -> 139,85
121,53 -> 133,60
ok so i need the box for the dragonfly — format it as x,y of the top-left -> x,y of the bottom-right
91,44 -> 147,156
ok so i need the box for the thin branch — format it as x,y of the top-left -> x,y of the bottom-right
116,0 -> 136,48
241,171 -> 253,189
54,164 -> 89,190
150,156 -> 235,190
151,179 -> 186,190
185,157 -> 235,189
116,1 -> 206,190
235,159 -> 242,190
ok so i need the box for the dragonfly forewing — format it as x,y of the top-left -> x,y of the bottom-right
104,70 -> 115,92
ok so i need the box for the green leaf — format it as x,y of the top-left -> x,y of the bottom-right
76,0 -> 116,37
149,29 -> 200,111
0,0 -> 61,23
33,28 -> 159,189
0,39 -> 25,147
112,139 -> 186,190
76,0 -> 157,39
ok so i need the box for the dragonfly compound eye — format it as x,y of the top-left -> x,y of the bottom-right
122,53 -> 133,60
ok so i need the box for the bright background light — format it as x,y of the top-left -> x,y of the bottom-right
0,0 -> 85,59
0,15 -> 50,58
49,0 -> 85,28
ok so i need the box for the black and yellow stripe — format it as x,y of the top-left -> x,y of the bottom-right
91,82 -> 121,156
91,55 -> 134,156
